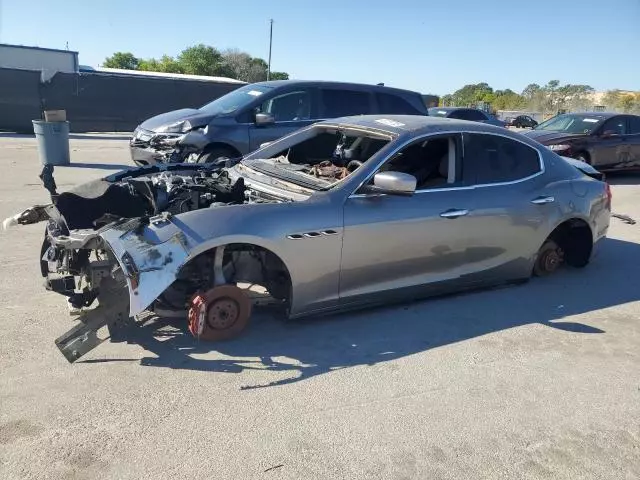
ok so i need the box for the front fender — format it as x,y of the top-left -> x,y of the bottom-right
100,216 -> 298,317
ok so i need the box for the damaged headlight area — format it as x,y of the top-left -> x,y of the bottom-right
5,163 -> 284,363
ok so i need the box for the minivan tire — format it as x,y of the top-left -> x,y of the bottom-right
197,147 -> 236,164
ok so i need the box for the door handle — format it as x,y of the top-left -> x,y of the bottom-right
440,209 -> 469,219
531,196 -> 555,205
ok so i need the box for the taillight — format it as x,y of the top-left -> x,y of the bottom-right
605,182 -> 612,210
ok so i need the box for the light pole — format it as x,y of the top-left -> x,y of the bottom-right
267,19 -> 273,81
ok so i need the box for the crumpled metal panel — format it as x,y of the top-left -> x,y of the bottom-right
101,223 -> 192,316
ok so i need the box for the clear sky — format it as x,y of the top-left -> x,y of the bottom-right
1,0 -> 639,95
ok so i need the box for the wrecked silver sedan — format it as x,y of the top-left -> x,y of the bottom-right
5,115 -> 611,362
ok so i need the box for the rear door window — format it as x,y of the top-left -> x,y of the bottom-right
462,133 -> 541,185
601,116 -> 627,135
464,109 -> 488,121
375,93 -> 423,115
628,116 -> 640,134
447,110 -> 466,119
449,109 -> 485,121
320,89 -> 372,117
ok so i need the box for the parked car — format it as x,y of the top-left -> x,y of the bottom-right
428,107 -> 506,127
523,112 -> 640,170
508,115 -> 538,129
130,80 -> 429,166
6,115 -> 611,362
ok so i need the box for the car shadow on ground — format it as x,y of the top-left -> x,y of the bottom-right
82,238 -> 640,389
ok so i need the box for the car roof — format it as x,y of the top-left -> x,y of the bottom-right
428,107 -> 473,112
250,79 -> 422,96
556,112 -> 620,119
319,114 -> 510,136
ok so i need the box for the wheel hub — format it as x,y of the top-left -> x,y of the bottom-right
541,247 -> 563,273
207,298 -> 239,330
544,251 -> 560,271
187,285 -> 252,341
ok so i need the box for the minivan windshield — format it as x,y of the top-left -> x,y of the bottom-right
534,114 -> 604,134
199,84 -> 272,115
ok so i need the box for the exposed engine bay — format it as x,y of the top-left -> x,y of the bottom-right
42,162 -> 282,231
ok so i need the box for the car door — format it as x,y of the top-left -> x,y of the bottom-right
459,132 -> 550,281
623,116 -> 640,168
247,88 -> 318,151
339,133 -> 479,305
590,115 -> 629,168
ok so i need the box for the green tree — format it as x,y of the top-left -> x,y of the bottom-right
103,52 -> 140,70
602,90 -> 622,109
221,49 -> 267,82
492,89 -> 526,110
619,93 -> 640,113
139,55 -> 184,74
269,71 -> 289,80
449,82 -> 494,106
440,94 -> 453,106
103,44 -> 291,81
554,84 -> 594,110
177,44 -> 225,76
543,80 -> 559,111
521,83 -> 541,101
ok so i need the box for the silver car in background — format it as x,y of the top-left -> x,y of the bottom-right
6,115 -> 611,362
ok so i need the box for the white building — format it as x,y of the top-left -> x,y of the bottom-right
0,43 -> 78,81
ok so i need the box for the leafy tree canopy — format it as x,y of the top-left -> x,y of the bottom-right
103,45 -> 289,83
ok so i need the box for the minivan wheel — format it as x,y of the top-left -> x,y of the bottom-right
197,147 -> 235,164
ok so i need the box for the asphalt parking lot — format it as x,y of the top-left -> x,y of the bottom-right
1,133 -> 639,480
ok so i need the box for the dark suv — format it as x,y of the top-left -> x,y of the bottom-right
130,80 -> 428,165
428,107 -> 506,127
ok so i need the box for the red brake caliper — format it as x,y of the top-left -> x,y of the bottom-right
187,294 -> 207,339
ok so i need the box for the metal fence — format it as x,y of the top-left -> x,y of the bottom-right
0,68 -> 42,132
0,68 -> 242,133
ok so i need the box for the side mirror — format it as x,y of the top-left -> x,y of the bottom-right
255,113 -> 275,126
359,171 -> 417,196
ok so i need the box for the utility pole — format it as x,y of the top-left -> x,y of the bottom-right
267,19 -> 273,81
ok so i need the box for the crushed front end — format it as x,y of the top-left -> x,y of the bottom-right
5,162 -> 281,362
